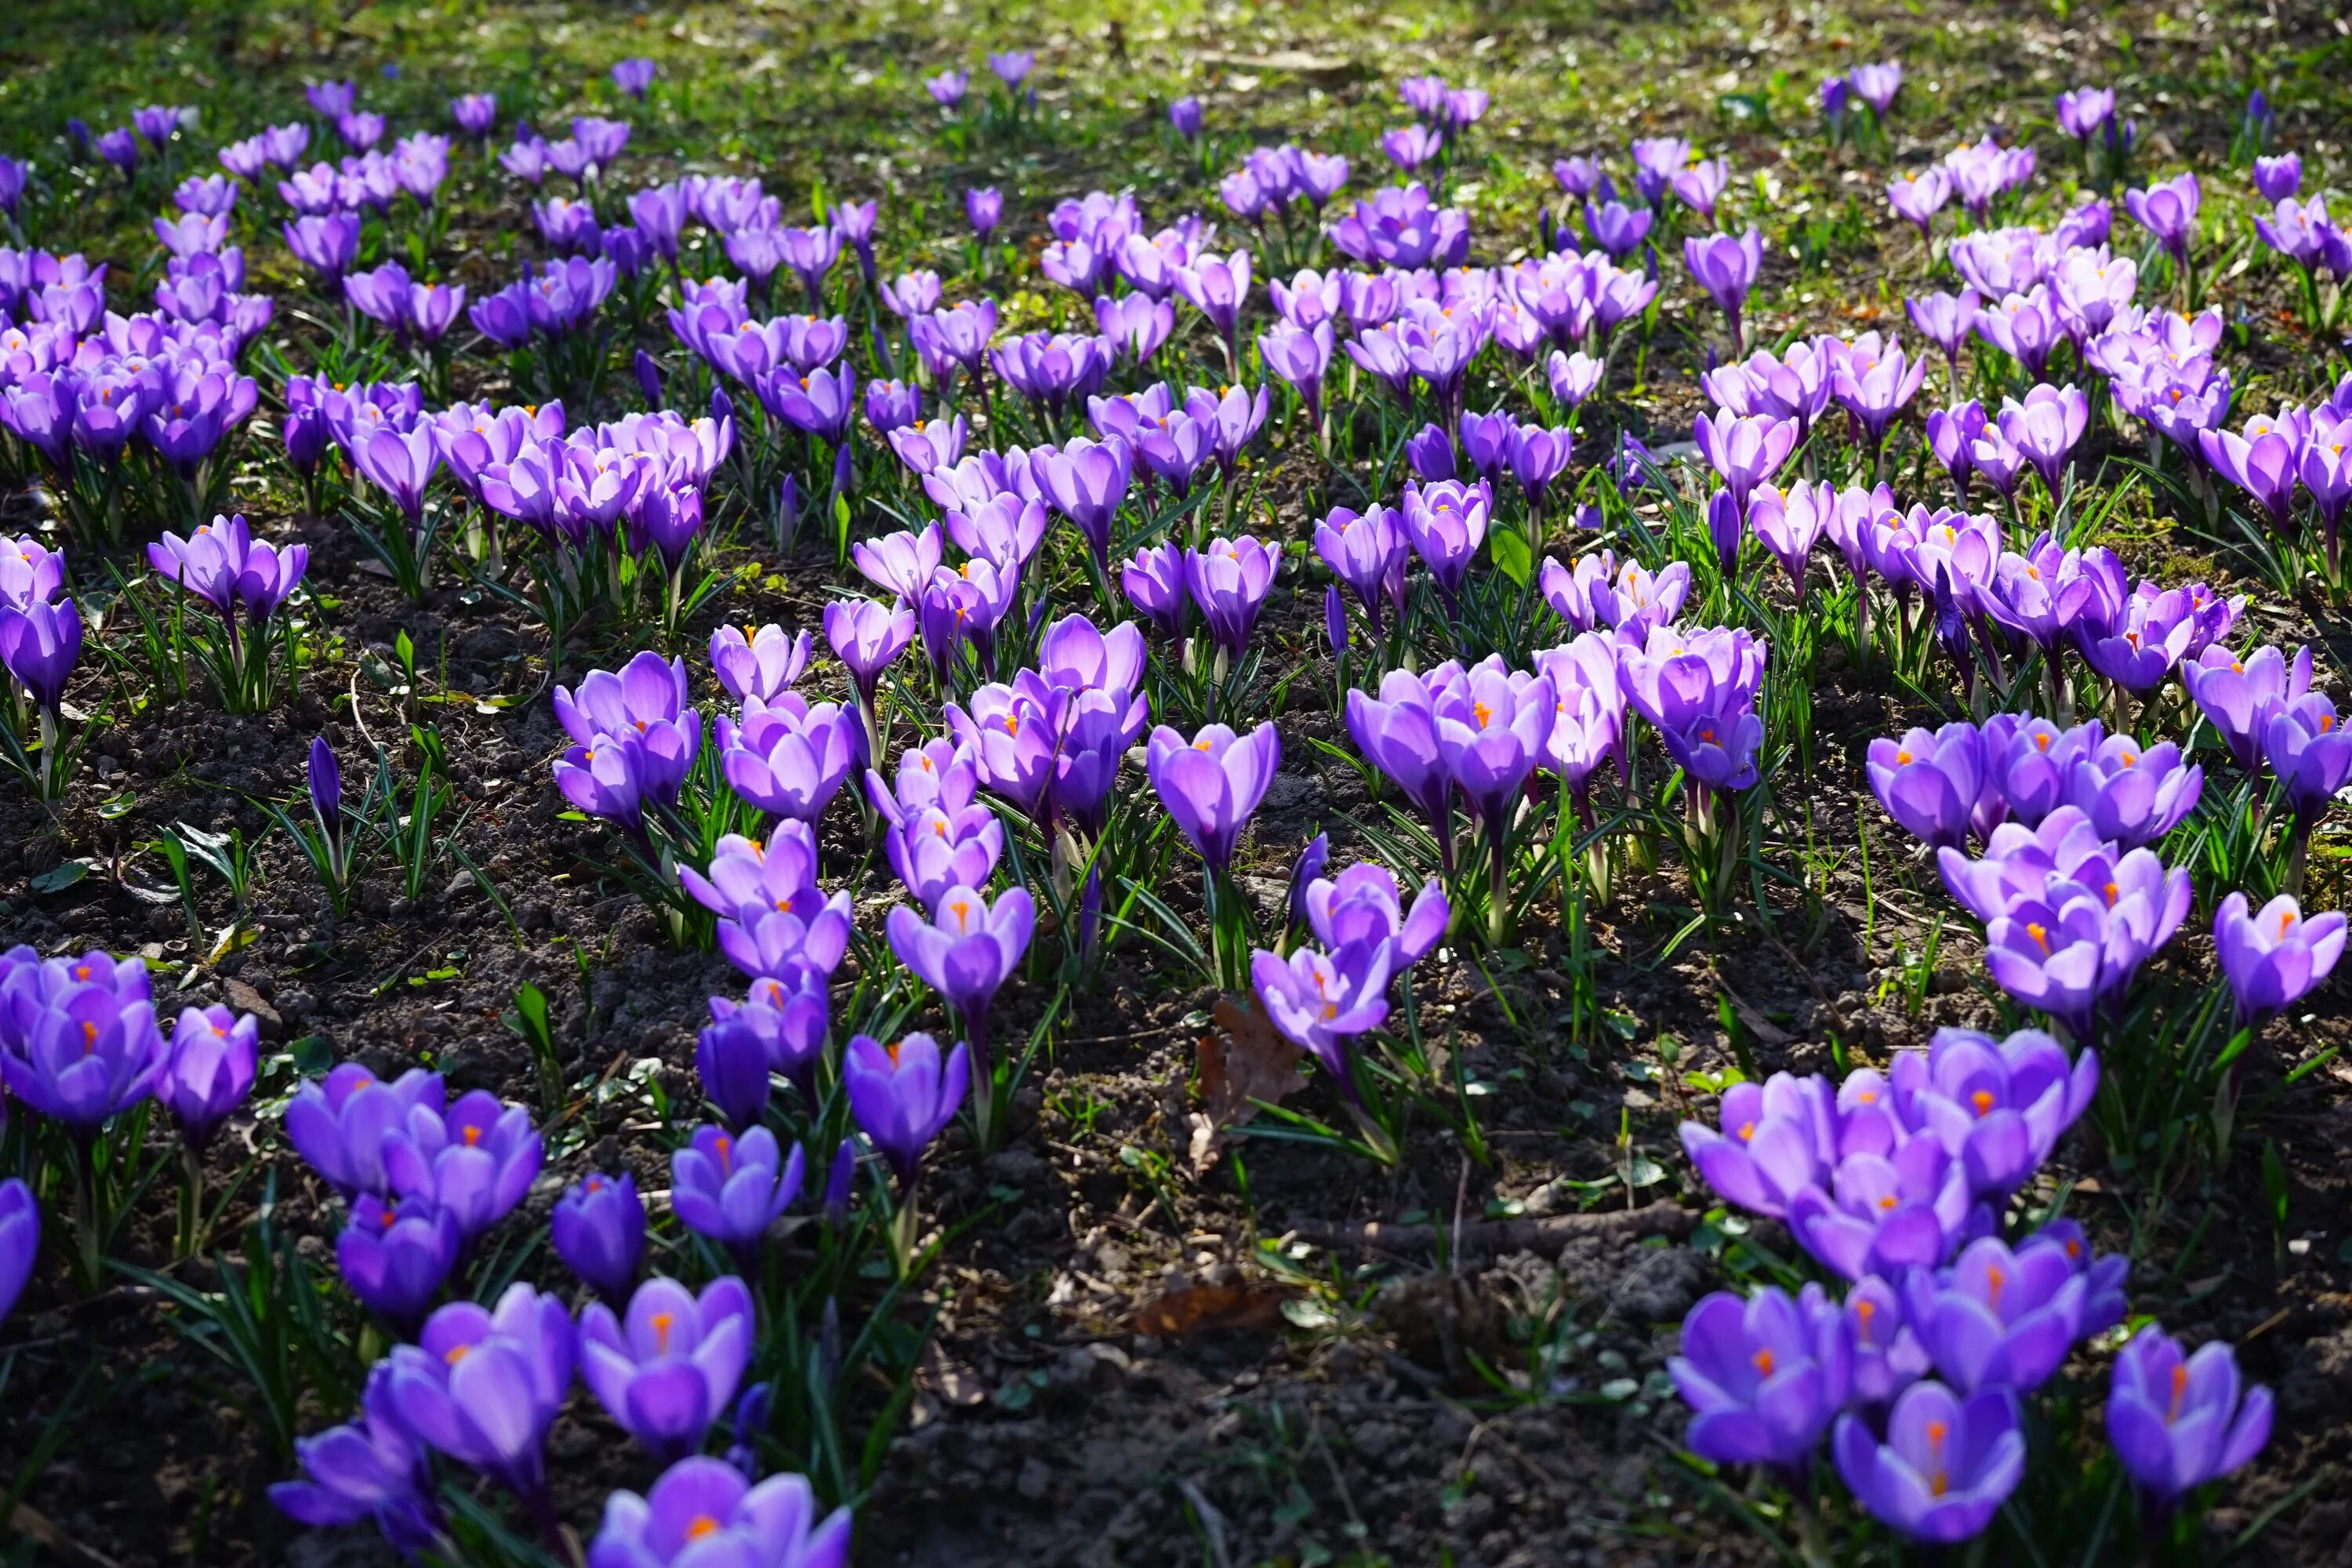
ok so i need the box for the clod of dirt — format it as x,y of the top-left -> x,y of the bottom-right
1373,1272 -> 1506,1384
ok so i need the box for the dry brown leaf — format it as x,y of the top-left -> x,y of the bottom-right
1187,993 -> 1306,1174
1131,1283 -> 1290,1337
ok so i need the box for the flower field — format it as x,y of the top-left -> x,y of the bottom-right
0,0 -> 2348,1563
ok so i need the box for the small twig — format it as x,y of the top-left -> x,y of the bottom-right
1174,1477 -> 1236,1568
1284,1200 -> 1694,1260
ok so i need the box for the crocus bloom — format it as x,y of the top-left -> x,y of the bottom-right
1890,1027 -> 2098,1198
2264,695 -> 2352,828
1252,941 -> 1392,1093
0,1180 -> 35,1325
2105,1325 -> 2273,1503
579,1274 -> 753,1463
1903,1233 -> 2085,1393
1108,542 -> 1182,639
1316,504 -> 1409,633
1184,535 -> 1277,657
1,975 -> 166,1141
1145,722 -> 1281,872
1868,724 -> 1984,850
884,887 -> 1034,1062
1693,411 -> 1796,512
720,696 -> 860,825
382,1089 -> 545,1240
670,1125 -> 804,1253
710,625 -> 813,705
1433,657 -> 1555,833
383,1285 -> 574,1501
844,1033 -> 971,1188
338,1195 -> 461,1328
157,1004 -> 259,1153
1787,1138 -> 1974,1282
1678,1073 -> 1837,1220
965,186 -> 1000,238
1347,670 -> 1457,856
2185,643 -> 2309,774
2125,172 -> 2201,263
2215,891 -> 2347,1026
0,597 -> 84,714
1834,1381 -> 2023,1542
1669,1286 -> 1849,1472
285,1064 -> 445,1199
268,1363 -> 443,1555
1401,478 -> 1491,608
553,1171 -> 645,1304
1682,228 -> 1763,349
586,1458 -> 851,1568
1300,864 -> 1450,975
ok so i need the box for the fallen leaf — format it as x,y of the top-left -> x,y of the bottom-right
1131,1283 -> 1289,1337
1188,993 -> 1306,1174
915,1342 -> 987,1406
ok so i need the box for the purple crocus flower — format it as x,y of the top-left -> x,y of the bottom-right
1831,335 -> 1930,451
1146,722 -> 1280,873
382,1089 -> 544,1241
0,973 -> 166,1141
2264,694 -> 2352,829
720,695 -> 859,825
269,1363 -> 445,1556
1432,656 -> 1555,834
553,1171 -> 645,1305
157,1004 -> 259,1154
452,93 -> 497,137
884,887 -> 1034,1069
708,624 -> 812,706
338,1195 -> 461,1328
1997,384 -> 2089,497
2185,642 -> 2309,774
1693,411 -> 1796,513
1669,1285 -> 1849,1472
556,651 -> 703,812
1834,1381 -> 2023,1543
1184,535 -> 1277,658
1904,1231 -> 2085,1393
611,57 -> 657,100
1035,436 -> 1133,570
1867,724 -> 1985,851
927,71 -> 969,108
1682,228 -> 1764,350
2125,172 -> 2201,263
964,185 -> 1001,239
670,1125 -> 804,1254
1316,504 -> 1408,634
2200,409 -> 2307,528
284,1063 -> 445,1199
587,1458 -> 851,1568
844,1033 -> 970,1188
96,128 -> 141,177
1787,1137 -> 1975,1282
579,1274 -> 753,1463
384,1284 -> 575,1503
1401,477 -> 1491,609
1120,542 -> 1189,638
2215,891 -> 2347,1026
1252,940 -> 1392,1102
2060,732 -> 2201,850
1677,1073 -> 1842,1220
284,212 -> 362,282
1890,1026 -> 2098,1198
0,1180 -> 35,1326
2106,1325 -> 2273,1504
823,597 -> 916,710
1347,672 -> 1455,863
0,597 -> 82,715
